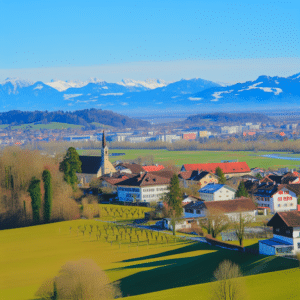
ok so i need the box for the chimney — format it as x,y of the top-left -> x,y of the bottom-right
273,181 -> 276,185
109,172 -> 112,177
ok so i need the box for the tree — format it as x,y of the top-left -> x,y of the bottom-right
35,259 -> 120,300
216,166 -> 226,184
163,174 -> 183,235
212,260 -> 244,300
28,177 -> 41,224
233,213 -> 253,247
235,181 -> 249,198
200,209 -> 229,238
42,170 -> 52,223
255,173 -> 263,180
59,147 -> 82,191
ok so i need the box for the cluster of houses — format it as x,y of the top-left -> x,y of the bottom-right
77,132 -> 300,256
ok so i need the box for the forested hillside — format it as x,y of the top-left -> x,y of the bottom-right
0,109 -> 149,128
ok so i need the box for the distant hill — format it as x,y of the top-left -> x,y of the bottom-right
0,109 -> 150,128
185,112 -> 273,124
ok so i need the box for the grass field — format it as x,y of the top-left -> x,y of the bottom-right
1,216 -> 300,300
77,149 -> 300,169
0,122 -> 83,130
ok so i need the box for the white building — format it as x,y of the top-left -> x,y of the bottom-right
199,183 -> 236,201
254,183 -> 298,213
259,211 -> 300,256
116,172 -> 170,203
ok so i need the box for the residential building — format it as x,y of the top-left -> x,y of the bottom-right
178,170 -> 219,188
198,183 -> 236,201
184,198 -> 257,221
181,162 -> 251,178
116,172 -> 170,203
254,183 -> 298,213
259,211 -> 300,256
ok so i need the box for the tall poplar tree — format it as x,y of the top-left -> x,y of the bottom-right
215,166 -> 226,184
42,170 -> 52,223
59,147 -> 82,191
164,174 -> 183,235
28,177 -> 42,224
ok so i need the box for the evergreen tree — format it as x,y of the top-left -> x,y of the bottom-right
59,147 -> 82,190
28,177 -> 42,224
164,174 -> 183,235
215,166 -> 226,184
42,170 -> 52,223
235,181 -> 249,198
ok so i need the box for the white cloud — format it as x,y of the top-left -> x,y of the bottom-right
188,97 -> 202,101
63,94 -> 82,100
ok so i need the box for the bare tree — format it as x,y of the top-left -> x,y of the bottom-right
212,260 -> 244,300
200,209 -> 229,238
232,213 -> 253,247
35,259 -> 120,300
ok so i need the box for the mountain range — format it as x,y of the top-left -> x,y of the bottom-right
0,74 -> 299,116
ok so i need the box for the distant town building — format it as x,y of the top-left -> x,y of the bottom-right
198,183 -> 236,201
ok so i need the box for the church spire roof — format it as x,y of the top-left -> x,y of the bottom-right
102,130 -> 107,148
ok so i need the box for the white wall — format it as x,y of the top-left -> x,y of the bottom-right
200,186 -> 235,201
272,188 -> 297,213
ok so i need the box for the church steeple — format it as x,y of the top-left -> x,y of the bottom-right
102,130 -> 107,148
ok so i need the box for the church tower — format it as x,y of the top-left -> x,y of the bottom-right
97,131 -> 116,177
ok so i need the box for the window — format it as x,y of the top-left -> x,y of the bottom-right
276,228 -> 280,232
196,209 -> 201,214
298,243 -> 300,249
278,204 -> 281,207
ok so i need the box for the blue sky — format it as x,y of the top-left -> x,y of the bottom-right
0,0 -> 299,83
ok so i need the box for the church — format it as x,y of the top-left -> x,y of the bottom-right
77,131 -> 116,186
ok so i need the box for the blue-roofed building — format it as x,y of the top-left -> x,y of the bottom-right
199,183 -> 236,201
259,211 -> 300,256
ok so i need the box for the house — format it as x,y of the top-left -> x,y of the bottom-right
184,198 -> 257,221
99,172 -> 135,192
253,183 -> 298,213
181,162 -> 251,178
77,131 -> 116,185
162,218 -> 195,231
261,173 -> 300,185
178,170 -> 219,188
199,183 -> 236,201
259,211 -> 300,256
116,172 -> 170,203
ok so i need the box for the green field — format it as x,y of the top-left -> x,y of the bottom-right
77,149 -> 300,169
2,213 -> 300,300
0,122 -> 84,130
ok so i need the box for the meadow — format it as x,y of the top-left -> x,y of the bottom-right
78,148 -> 300,169
2,210 -> 300,300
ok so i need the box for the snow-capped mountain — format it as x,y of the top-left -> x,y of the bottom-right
0,74 -> 300,115
45,78 -> 105,91
118,78 -> 170,89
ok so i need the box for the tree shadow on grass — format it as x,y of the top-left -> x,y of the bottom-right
115,242 -> 299,297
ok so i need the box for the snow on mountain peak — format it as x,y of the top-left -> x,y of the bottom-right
46,78 -> 105,91
118,78 -> 169,89
1,77 -> 34,88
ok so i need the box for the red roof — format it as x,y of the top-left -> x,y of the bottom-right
183,133 -> 196,140
142,165 -> 164,172
182,162 -> 250,174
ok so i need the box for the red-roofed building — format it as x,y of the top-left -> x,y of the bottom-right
181,162 -> 251,178
142,165 -> 165,172
183,133 -> 196,140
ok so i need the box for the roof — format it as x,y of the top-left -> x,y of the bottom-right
181,162 -> 250,174
142,165 -> 165,172
268,211 -> 300,227
285,184 -> 300,196
205,198 -> 256,213
259,238 -> 293,247
149,170 -> 174,179
116,172 -> 171,187
100,171 -> 135,185
184,200 -> 206,210
199,183 -> 236,194
78,156 -> 101,174
115,163 -> 144,174
179,170 -> 215,181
